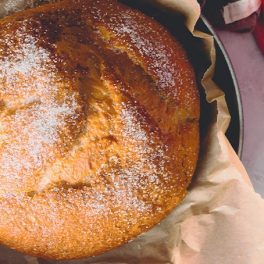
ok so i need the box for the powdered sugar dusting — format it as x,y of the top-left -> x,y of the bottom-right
120,103 -> 168,183
1,35 -> 50,82
0,24 -> 80,191
97,102 -> 169,212
121,104 -> 147,142
111,12 -> 176,90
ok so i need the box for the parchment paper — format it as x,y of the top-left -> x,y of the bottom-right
1,1 -> 264,264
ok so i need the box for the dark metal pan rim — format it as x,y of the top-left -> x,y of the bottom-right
201,16 -> 244,158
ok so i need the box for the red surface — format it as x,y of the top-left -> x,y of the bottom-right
254,20 -> 264,54
254,0 -> 264,55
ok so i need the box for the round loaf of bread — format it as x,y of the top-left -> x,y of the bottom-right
0,0 -> 200,260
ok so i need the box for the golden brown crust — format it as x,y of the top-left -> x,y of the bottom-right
0,0 -> 200,259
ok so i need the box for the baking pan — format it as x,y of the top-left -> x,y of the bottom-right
199,17 -> 244,158
0,3 -> 245,263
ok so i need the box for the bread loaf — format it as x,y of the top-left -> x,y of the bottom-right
0,0 -> 200,259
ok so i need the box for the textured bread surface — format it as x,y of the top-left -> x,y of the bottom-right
0,0 -> 200,260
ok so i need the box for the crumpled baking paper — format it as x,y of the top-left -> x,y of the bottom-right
0,1 -> 264,264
